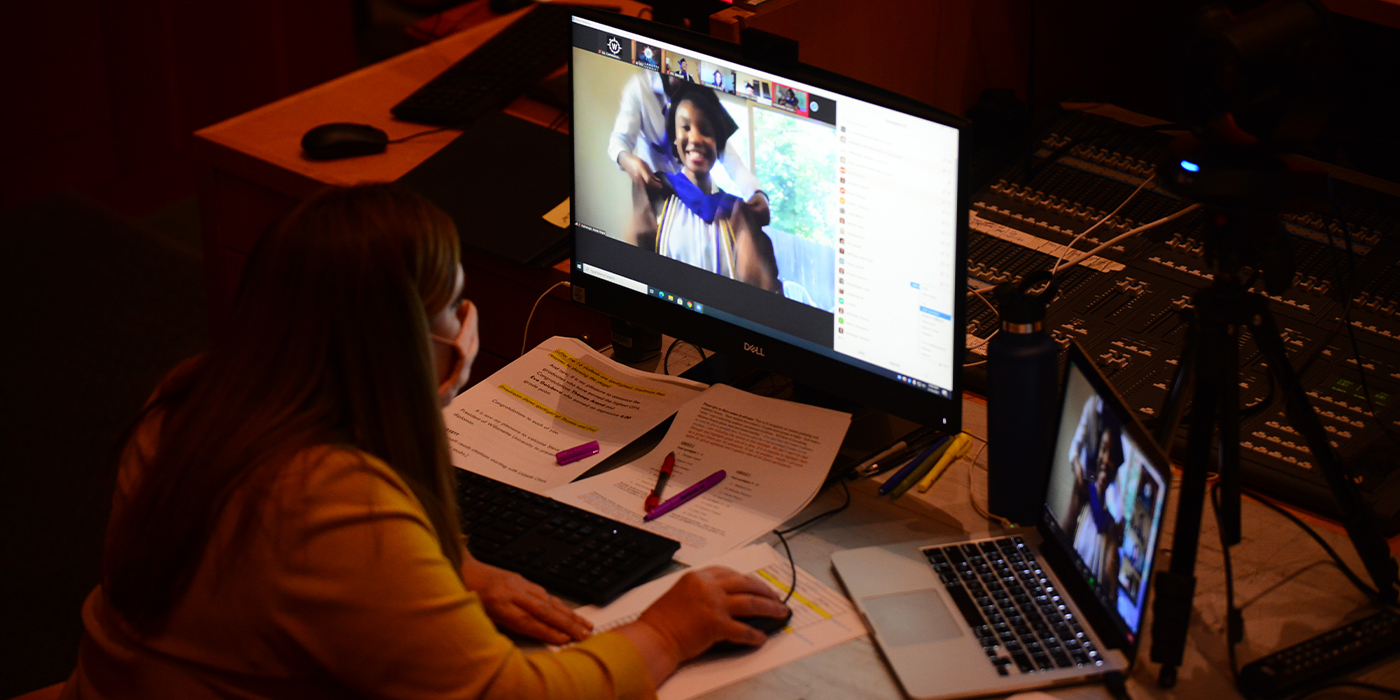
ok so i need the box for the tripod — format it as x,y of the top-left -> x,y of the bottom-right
1146,238 -> 1400,686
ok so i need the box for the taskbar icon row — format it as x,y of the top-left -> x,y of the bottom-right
648,287 -> 703,313
895,373 -> 950,398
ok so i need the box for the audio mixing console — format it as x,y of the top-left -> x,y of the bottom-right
964,109 -> 1400,534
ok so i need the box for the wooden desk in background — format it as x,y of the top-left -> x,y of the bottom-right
193,3 -> 634,382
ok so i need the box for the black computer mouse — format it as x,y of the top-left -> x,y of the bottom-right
708,610 -> 793,655
301,123 -> 389,160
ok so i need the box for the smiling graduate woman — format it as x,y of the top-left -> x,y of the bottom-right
627,83 -> 780,293
59,184 -> 787,700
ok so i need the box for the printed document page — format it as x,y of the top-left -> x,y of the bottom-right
444,336 -> 706,492
547,384 -> 851,564
563,544 -> 865,700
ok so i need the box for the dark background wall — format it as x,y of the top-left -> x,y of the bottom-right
0,0 -> 357,216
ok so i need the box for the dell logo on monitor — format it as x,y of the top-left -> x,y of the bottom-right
743,342 -> 765,356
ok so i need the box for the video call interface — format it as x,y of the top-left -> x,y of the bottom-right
1043,360 -> 1168,640
570,16 -> 962,398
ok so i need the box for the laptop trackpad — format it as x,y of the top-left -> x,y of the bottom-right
862,589 -> 963,648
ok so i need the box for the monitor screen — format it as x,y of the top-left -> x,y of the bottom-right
569,12 -> 968,428
1042,351 -> 1169,644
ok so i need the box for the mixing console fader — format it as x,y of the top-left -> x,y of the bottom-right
964,109 -> 1400,534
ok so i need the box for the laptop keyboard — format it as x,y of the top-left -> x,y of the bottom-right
924,537 -> 1104,675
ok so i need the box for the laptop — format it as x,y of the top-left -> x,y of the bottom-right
832,341 -> 1172,699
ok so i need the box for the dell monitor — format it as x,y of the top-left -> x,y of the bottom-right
569,11 -> 969,430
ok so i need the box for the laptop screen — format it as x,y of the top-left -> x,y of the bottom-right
1042,352 -> 1169,644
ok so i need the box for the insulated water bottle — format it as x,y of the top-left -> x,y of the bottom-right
986,270 -> 1060,525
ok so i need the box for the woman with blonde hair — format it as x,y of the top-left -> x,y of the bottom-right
63,184 -> 787,700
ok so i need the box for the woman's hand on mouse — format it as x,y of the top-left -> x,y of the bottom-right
616,566 -> 789,683
459,553 -> 592,644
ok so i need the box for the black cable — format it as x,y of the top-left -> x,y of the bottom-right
1241,490 -> 1391,605
1293,680 -> 1400,699
388,126 -> 458,144
1211,483 -> 1243,681
662,338 -> 682,375
1103,670 -> 1135,700
1295,313 -> 1348,379
1330,207 -> 1400,448
1237,560 -> 1336,611
772,527 -> 797,606
776,480 -> 852,536
1022,0 -> 1036,186
661,339 -> 705,375
769,480 -> 853,606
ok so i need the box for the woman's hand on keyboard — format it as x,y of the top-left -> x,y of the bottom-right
460,555 -> 592,644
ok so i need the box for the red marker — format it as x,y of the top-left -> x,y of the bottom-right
644,452 -> 675,512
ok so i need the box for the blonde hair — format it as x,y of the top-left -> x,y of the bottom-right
105,184 -> 464,633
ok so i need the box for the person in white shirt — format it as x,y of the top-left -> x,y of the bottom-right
608,71 -> 770,228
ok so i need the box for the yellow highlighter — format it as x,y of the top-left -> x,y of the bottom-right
915,433 -> 972,493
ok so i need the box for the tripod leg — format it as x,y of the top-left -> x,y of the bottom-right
1247,299 -> 1399,601
1151,292 -> 1235,686
1155,310 -> 1198,450
1219,325 -> 1242,547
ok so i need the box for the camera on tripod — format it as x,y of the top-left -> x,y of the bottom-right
1146,0 -> 1399,688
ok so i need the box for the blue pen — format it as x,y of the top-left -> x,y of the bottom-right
877,436 -> 949,496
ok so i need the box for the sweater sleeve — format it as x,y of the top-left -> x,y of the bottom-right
266,450 -> 656,700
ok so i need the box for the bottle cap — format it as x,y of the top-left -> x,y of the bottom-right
993,269 -> 1059,327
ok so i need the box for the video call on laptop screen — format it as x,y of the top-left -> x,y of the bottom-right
1042,357 -> 1169,642
569,15 -> 963,400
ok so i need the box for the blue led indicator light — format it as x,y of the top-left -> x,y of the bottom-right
1180,160 -> 1200,173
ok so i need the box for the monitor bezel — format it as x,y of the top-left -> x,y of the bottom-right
567,9 -> 971,430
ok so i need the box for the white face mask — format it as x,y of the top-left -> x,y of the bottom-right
430,299 -> 479,406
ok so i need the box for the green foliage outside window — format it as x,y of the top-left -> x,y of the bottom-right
751,108 -> 836,244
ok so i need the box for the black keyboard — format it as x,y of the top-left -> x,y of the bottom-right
455,469 -> 681,605
924,537 -> 1104,676
1237,609 -> 1400,700
391,5 -> 571,127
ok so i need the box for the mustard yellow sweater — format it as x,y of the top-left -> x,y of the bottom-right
63,413 -> 655,700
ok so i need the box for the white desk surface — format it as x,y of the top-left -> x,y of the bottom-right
603,346 -> 1400,699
